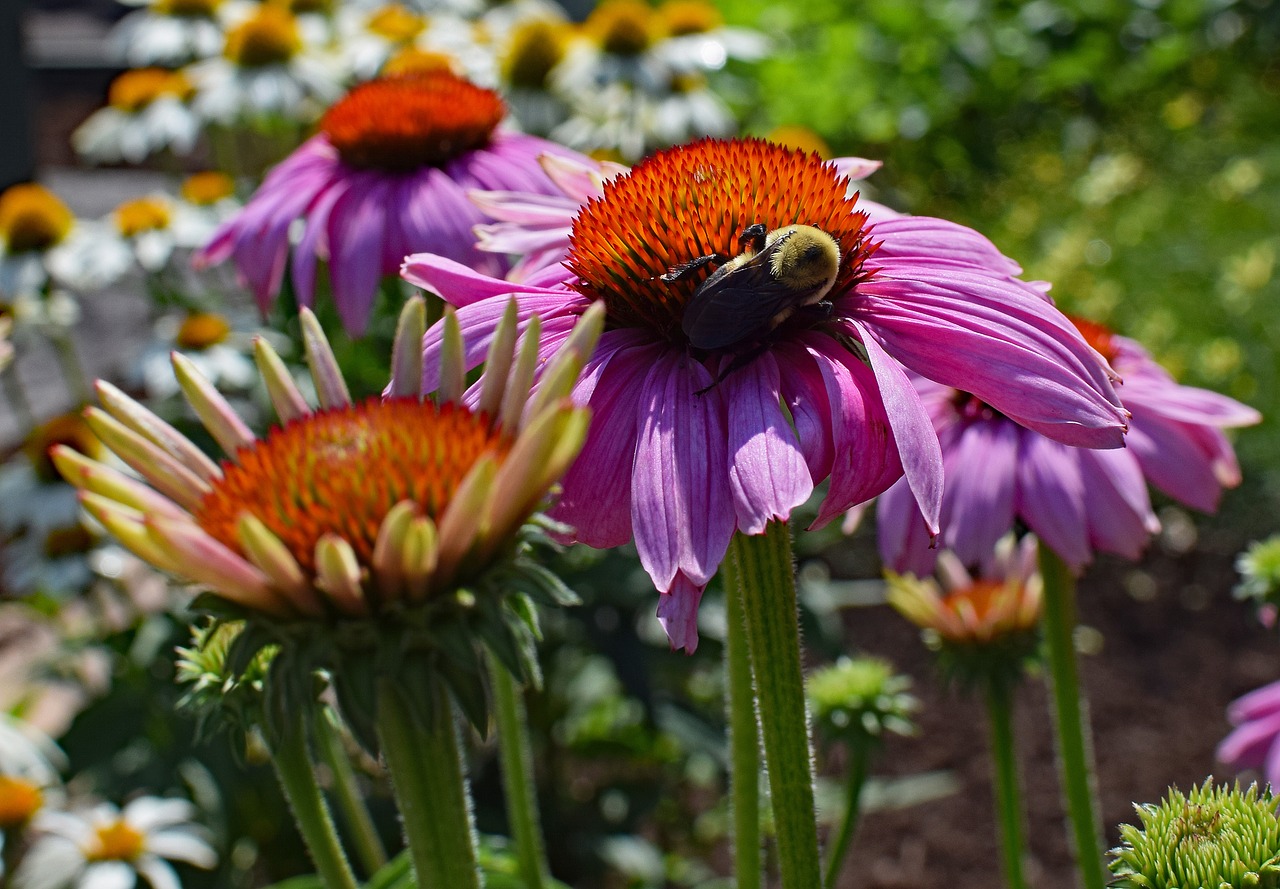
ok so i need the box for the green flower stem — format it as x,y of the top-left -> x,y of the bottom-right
486,650 -> 551,889
269,710 -> 360,889
48,329 -> 90,406
1039,545 -> 1107,889
1,364 -> 34,433
313,708 -> 388,876
722,555 -> 762,889
985,681 -> 1028,889
821,740 -> 871,889
729,522 -> 822,889
376,678 -> 481,889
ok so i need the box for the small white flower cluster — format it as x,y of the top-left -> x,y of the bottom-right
0,716 -> 216,889
74,0 -> 769,166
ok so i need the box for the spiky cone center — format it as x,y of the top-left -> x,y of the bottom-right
87,818 -> 146,862
502,18 -> 570,89
176,313 -> 232,350
0,775 -> 44,829
1070,315 -> 1119,364
807,657 -> 917,741
181,171 -> 235,206
1109,781 -> 1280,889
195,397 -> 509,580
114,197 -> 172,238
585,0 -> 663,55
223,7 -> 302,67
154,0 -> 221,17
565,138 -> 873,346
365,3 -> 426,42
320,73 -> 504,172
658,0 -> 722,36
107,68 -> 194,112
0,183 -> 74,254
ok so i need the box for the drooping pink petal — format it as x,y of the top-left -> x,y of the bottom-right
1076,446 -> 1158,560
1218,708 -> 1280,770
772,341 -> 834,484
870,216 -> 1023,278
291,178 -> 349,307
850,268 -> 1128,448
1126,410 -> 1237,513
722,351 -> 813,535
1227,679 -> 1280,723
402,252 -> 569,306
875,476 -> 938,576
551,336 -> 665,549
657,572 -> 706,653
1014,430 -> 1090,571
940,418 -> 1019,567
845,327 -> 939,534
630,351 -> 735,590
326,177 -> 390,336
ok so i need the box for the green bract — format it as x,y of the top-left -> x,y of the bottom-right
1108,780 -> 1280,889
807,656 -> 918,746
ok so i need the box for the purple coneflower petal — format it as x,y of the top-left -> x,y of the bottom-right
291,179 -> 348,309
1227,680 -> 1280,723
326,178 -> 389,336
772,341 -> 834,483
1219,708 -> 1280,775
722,352 -> 813,535
941,418 -> 1018,566
1014,431 -> 1090,570
1076,447 -> 1158,560
851,269 -> 1127,448
1127,412 -> 1235,513
875,477 -> 938,576
657,572 -> 705,653
870,216 -> 1023,278
630,351 -> 735,591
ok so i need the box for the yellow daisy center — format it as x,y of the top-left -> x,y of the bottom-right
566,137 -> 872,344
658,0 -> 721,36
224,8 -> 302,67
936,579 -> 1040,644
501,19 -> 570,89
88,819 -> 146,862
320,73 -> 504,172
365,4 -> 426,43
585,0 -> 663,56
181,171 -> 236,206
108,68 -> 194,112
176,312 -> 232,349
195,398 -> 509,575
154,0 -> 221,17
0,183 -> 74,254
115,197 -> 172,237
0,776 -> 44,829
382,47 -> 459,77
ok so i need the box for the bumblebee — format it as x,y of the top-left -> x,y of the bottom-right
664,223 -> 842,352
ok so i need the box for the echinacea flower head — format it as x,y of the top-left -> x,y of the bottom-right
198,71 -> 580,335
401,137 -> 1128,651
887,534 -> 1041,691
32,796 -> 216,889
1219,679 -> 1280,790
72,68 -> 200,165
807,656 -> 918,747
876,316 -> 1260,576
54,297 -> 601,741
1108,780 -> 1280,889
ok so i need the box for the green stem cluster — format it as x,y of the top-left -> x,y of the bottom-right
313,709 -> 388,877
985,682 -> 1028,889
722,557 -> 763,889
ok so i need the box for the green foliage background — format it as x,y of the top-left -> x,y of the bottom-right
726,0 -> 1279,494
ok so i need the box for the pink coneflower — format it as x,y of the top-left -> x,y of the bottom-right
197,71 -> 577,335
876,318 -> 1261,575
400,138 -> 1128,651
1218,678 -> 1280,789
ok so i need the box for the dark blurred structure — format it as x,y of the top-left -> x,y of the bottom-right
1,0 -> 35,189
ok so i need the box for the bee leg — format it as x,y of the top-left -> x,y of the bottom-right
694,345 -> 768,396
660,252 -> 725,282
738,223 -> 768,253
792,299 -> 836,327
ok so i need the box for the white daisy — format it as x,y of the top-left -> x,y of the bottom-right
337,3 -> 495,85
72,69 -> 201,165
188,6 -> 343,126
110,0 -> 236,68
30,797 -> 216,889
494,16 -> 573,135
129,311 -> 256,400
0,714 -> 65,787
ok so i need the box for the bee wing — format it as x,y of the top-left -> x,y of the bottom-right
682,250 -> 806,350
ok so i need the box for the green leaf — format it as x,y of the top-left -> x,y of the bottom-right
365,850 -> 415,889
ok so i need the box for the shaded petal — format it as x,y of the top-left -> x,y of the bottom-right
401,252 -> 568,306
1014,432 -> 1090,571
326,177 -> 390,336
630,351 -> 735,589
940,417 -> 1019,566
723,352 -> 813,535
844,327 -> 938,533
550,336 -> 664,548
1077,446 -> 1158,560
1218,708 -> 1280,770
870,216 -> 1022,278
875,476 -> 938,576
290,176 -> 348,309
1228,680 -> 1280,724
656,572 -> 705,654
1127,408 -> 1242,512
